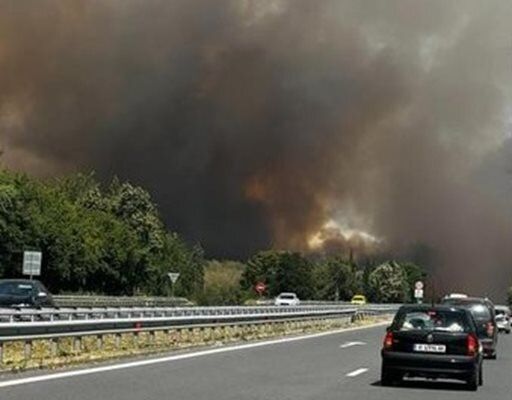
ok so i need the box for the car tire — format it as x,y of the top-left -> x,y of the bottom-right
478,364 -> 483,386
381,365 -> 399,387
489,352 -> 497,360
466,368 -> 478,391
506,329 -> 511,335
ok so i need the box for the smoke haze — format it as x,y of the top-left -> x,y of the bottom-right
1,0 -> 512,297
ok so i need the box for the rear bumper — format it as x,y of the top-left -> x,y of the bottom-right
480,338 -> 496,355
382,351 -> 478,379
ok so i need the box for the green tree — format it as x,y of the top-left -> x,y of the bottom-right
242,250 -> 313,299
312,257 -> 358,301
0,169 -> 205,298
368,261 -> 409,303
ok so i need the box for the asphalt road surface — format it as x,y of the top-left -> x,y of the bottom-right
0,323 -> 511,400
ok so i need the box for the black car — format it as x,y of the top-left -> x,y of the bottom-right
441,297 -> 498,359
381,305 -> 483,391
0,279 -> 54,308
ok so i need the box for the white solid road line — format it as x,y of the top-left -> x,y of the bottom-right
339,341 -> 366,348
346,368 -> 369,377
0,321 -> 389,390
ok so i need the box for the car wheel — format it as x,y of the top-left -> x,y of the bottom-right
381,365 -> 399,387
506,329 -> 511,335
478,364 -> 483,386
489,352 -> 497,360
466,368 -> 478,391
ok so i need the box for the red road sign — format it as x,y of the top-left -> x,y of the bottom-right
255,282 -> 266,295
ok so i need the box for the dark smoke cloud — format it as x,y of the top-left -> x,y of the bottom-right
1,1 -> 512,297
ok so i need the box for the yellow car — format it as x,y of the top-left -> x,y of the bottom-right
350,295 -> 367,305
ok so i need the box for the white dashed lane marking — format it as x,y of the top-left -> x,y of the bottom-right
346,368 -> 369,377
339,341 -> 366,349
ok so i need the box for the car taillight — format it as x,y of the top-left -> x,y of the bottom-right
383,331 -> 393,350
467,334 -> 478,356
486,322 -> 495,337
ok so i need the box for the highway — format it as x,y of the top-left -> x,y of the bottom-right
0,323 -> 510,400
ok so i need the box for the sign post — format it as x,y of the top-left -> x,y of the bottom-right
254,282 -> 266,298
23,251 -> 42,280
414,281 -> 424,304
167,272 -> 180,298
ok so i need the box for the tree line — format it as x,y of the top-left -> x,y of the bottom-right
0,170 -> 203,297
0,169 -> 426,304
202,253 -> 426,305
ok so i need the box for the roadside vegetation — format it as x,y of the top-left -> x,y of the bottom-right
0,169 -> 426,304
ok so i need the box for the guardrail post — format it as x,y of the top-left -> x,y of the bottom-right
24,340 -> 32,361
96,335 -> 103,351
51,338 -> 58,357
115,333 -> 121,350
74,337 -> 82,353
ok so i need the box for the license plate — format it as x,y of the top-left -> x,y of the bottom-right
413,344 -> 446,353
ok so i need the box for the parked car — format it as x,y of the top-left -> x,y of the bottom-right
495,305 -> 511,334
350,294 -> 367,305
0,279 -> 54,308
441,296 -> 498,359
381,304 -> 484,391
274,292 -> 300,306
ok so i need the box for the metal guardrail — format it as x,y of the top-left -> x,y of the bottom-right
53,295 -> 193,308
0,305 -> 398,337
0,304 -> 396,323
0,305 -> 399,367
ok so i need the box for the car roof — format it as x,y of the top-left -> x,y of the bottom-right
0,279 -> 38,284
442,296 -> 493,305
398,304 -> 469,313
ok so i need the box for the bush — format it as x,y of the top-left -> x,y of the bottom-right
198,261 -> 246,305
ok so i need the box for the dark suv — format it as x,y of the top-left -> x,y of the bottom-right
0,279 -> 54,308
441,297 -> 497,359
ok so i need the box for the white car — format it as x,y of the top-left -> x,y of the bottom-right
495,305 -> 511,334
274,292 -> 300,306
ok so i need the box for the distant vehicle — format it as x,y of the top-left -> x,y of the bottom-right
0,279 -> 54,308
441,296 -> 498,359
274,292 -> 300,306
444,293 -> 468,299
350,294 -> 367,305
381,304 -> 483,391
495,305 -> 511,334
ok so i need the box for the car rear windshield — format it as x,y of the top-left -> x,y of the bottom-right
396,310 -> 470,333
442,300 -> 492,321
0,282 -> 34,296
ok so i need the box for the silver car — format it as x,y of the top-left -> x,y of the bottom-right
495,305 -> 511,334
274,292 -> 300,306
